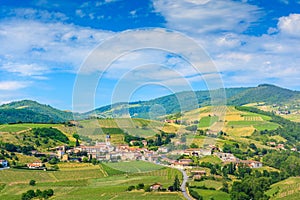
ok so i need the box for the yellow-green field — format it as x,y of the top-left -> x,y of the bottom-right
0,161 -> 184,200
266,177 -> 300,200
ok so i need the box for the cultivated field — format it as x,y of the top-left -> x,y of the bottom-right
266,177 -> 300,200
0,161 -> 184,200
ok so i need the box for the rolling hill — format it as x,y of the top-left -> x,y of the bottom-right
1,84 -> 299,123
89,84 -> 300,119
0,100 -> 75,124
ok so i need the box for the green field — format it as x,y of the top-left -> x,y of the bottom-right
104,161 -> 164,173
227,121 -> 279,131
0,162 -> 184,200
191,180 -> 223,190
198,116 -> 219,128
199,156 -> 222,165
0,123 -> 56,133
192,188 -> 230,200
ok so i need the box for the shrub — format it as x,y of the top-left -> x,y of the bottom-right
127,185 -> 135,191
29,180 -> 36,186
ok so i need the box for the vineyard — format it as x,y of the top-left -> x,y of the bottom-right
266,177 -> 300,200
0,162 -> 183,200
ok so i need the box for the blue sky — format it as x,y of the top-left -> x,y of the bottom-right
0,0 -> 300,111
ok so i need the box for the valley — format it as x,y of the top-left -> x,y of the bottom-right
1,85 -> 300,200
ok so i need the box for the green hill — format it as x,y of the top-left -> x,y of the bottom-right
1,84 -> 299,123
0,100 -> 74,124
228,84 -> 300,106
89,84 -> 300,119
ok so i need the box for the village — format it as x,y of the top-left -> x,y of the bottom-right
19,133 -> 264,174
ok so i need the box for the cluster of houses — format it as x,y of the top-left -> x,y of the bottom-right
214,152 -> 263,168
267,142 -> 299,152
20,133 -> 265,172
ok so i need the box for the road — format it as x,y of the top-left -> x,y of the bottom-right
178,168 -> 193,200
156,162 -> 193,200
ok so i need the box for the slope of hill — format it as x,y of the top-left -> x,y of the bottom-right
1,84 -> 299,123
90,84 -> 300,119
228,84 -> 300,106
0,100 -> 74,124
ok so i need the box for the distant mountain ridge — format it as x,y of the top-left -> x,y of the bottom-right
90,84 -> 300,119
0,84 -> 299,123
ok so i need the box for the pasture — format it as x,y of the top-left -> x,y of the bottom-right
198,116 -> 219,128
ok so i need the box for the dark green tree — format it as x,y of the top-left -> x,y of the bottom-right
173,175 -> 181,191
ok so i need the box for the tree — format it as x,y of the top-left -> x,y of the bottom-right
190,143 -> 199,148
136,183 -> 144,190
173,175 -> 181,191
185,125 -> 198,132
73,133 -> 80,147
220,181 -> 229,193
21,190 -> 35,200
127,185 -> 135,191
91,158 -> 98,165
29,180 -> 36,186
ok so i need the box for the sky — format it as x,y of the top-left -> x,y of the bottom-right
0,0 -> 300,111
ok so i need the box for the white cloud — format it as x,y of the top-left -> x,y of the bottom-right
0,81 -> 31,90
0,19 -> 113,77
75,9 -> 86,18
152,0 -> 300,89
277,13 -> 300,37
153,0 -> 261,34
1,63 -> 49,77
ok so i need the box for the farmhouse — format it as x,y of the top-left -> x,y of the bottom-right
191,170 -> 207,180
172,158 -> 193,168
27,161 -> 43,169
228,160 -> 263,169
214,152 -> 237,162
0,159 -> 8,168
150,183 -> 163,191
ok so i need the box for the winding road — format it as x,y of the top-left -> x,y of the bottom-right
178,168 -> 193,200
156,162 -> 193,200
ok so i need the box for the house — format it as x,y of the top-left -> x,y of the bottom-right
158,146 -> 168,153
191,170 -> 207,180
173,159 -> 192,168
164,119 -> 174,123
150,183 -> 163,191
27,161 -> 43,169
248,161 -> 263,168
142,140 -> 148,146
276,144 -> 285,150
268,142 -> 276,147
62,154 -> 69,161
235,160 -> 263,169
291,147 -> 297,151
0,160 -> 8,168
214,152 -> 237,162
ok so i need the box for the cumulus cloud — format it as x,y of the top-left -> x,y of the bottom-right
152,0 -> 300,89
277,13 -> 300,37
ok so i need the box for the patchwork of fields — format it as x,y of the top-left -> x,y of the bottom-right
0,161 -> 184,200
